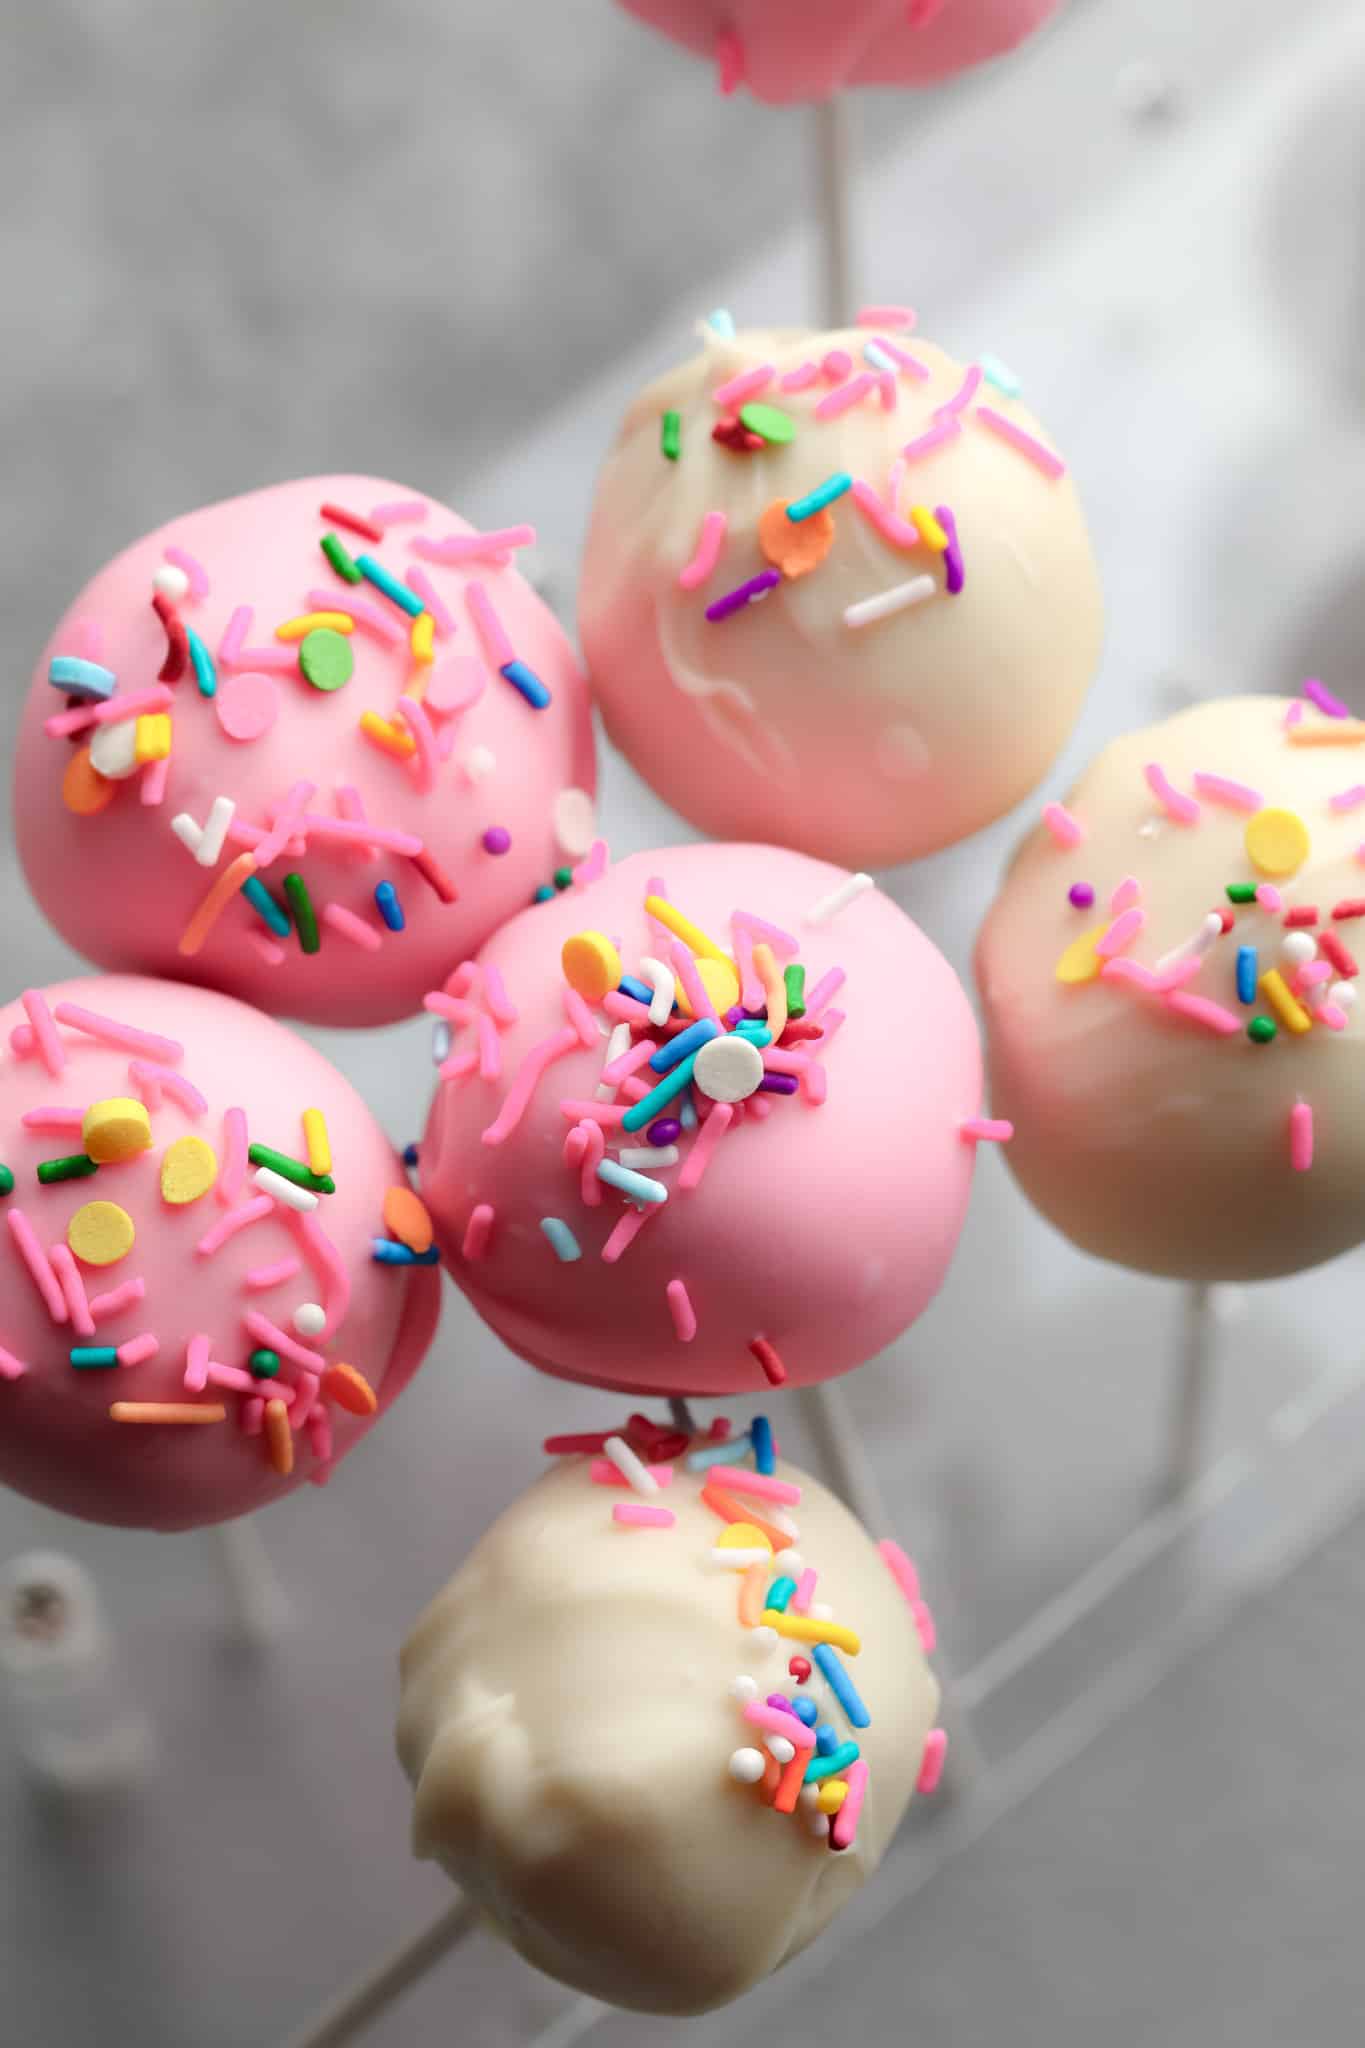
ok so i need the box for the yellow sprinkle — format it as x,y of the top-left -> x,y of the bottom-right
760,1610 -> 861,1656
716,1521 -> 773,1559
1244,806 -> 1310,879
1054,922 -> 1109,985
68,1200 -> 135,1268
909,505 -> 949,551
686,955 -> 742,1018
133,713 -> 172,764
1286,722 -> 1365,746
275,611 -> 355,641
301,1108 -> 332,1178
1259,968 -> 1312,1035
817,1780 -> 850,1814
643,894 -> 729,964
82,1097 -> 153,1164
411,611 -> 435,663
358,711 -> 416,760
160,1134 -> 219,1205
561,930 -> 623,1004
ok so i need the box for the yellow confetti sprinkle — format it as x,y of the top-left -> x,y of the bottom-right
716,1521 -> 773,1560
1244,806 -> 1310,878
82,1097 -> 153,1164
1054,922 -> 1108,985
68,1201 -> 135,1267
160,1134 -> 219,1205
561,930 -> 623,1004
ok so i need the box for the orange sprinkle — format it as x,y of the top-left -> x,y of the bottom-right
738,1558 -> 769,1626
179,851 -> 257,957
358,711 -> 416,760
321,1362 -> 378,1416
1286,722 -> 1365,747
761,1750 -> 782,1800
382,1184 -> 434,1254
773,1747 -> 808,1814
757,497 -> 835,579
265,1398 -> 293,1475
62,744 -> 115,816
701,1483 -> 794,1553
110,1402 -> 226,1425
753,942 -> 786,1040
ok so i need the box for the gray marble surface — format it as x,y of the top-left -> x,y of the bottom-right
5,0 -> 1365,2043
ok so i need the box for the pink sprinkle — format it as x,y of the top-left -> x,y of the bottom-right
666,1278 -> 697,1342
1284,701 -> 1305,729
288,1211 -> 351,1339
1164,991 -> 1242,1036
53,1003 -> 182,1066
858,304 -> 916,329
140,755 -> 171,807
573,839 -> 609,890
305,588 -> 403,645
831,1759 -> 869,1850
678,510 -> 729,591
565,1119 -> 606,1207
247,932 -> 286,968
792,1568 -> 818,1615
243,1310 -> 324,1375
483,1027 -> 579,1147
613,1503 -> 676,1529
219,606 -> 250,665
88,1277 -> 145,1323
850,477 -> 922,551
116,1334 -> 159,1369
45,685 -> 173,740
868,335 -> 930,380
602,1206 -> 655,1264
290,1372 -> 320,1430
1255,884 -> 1283,913
876,371 -> 898,411
591,1458 -> 674,1488
960,1116 -> 1014,1143
878,1538 -> 921,1604
49,1244 -> 95,1336
245,1257 -> 302,1291
184,1333 -> 212,1394
287,814 -> 421,857
8,1210 -> 67,1323
1330,785 -> 1365,814
466,581 -> 516,670
562,986 -> 599,1052
396,696 -> 439,795
974,405 -> 1066,478
1109,877 -> 1141,914
370,497 -> 427,525
0,1346 -> 28,1381
234,645 -> 297,673
802,1062 -> 829,1106
679,1101 -> 733,1191
163,545 -> 209,599
217,1106 -> 248,1207
804,968 -> 846,1020
71,621 -> 103,661
668,938 -> 716,1023
939,364 -> 983,415
410,525 -> 535,565
21,1107 -> 83,1133
323,903 -> 383,951
196,1195 -> 273,1258
242,1398 -> 264,1436
1101,956 -> 1202,995
1290,1101 -> 1314,1172
1143,763 -> 1200,825
713,363 -> 775,409
1192,771 -> 1263,813
901,416 -> 961,463
779,362 -> 821,392
461,1203 -> 495,1260
917,1730 -> 948,1797
333,786 -> 379,861
600,1036 -> 655,1089
912,1599 -> 937,1654
815,372 -> 877,421
1319,1002 -> 1350,1032
252,780 -> 316,873
21,991 -> 65,1077
743,1700 -> 815,1749
308,1405 -> 334,1477
708,1466 -> 801,1506
129,1062 -> 207,1119
1042,802 -> 1084,849
1095,907 -> 1146,959
1304,677 -> 1351,719
205,1360 -> 263,1396
821,349 -> 853,383
404,564 -> 456,636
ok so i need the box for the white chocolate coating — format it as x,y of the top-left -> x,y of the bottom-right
396,1448 -> 939,2015
976,696 -> 1365,1280
579,326 -> 1103,868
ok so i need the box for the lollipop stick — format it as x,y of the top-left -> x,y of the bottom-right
668,1395 -> 699,1437
796,1379 -> 984,1800
210,1514 -> 290,1646
281,1893 -> 478,2048
1160,1281 -> 1216,1503
811,94 -> 857,326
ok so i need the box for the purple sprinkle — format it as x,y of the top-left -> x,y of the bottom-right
482,826 -> 512,856
1304,677 -> 1351,720
647,1117 -> 682,1147
758,1073 -> 799,1095
766,1694 -> 793,1713
936,503 -> 964,595
723,1005 -> 746,1028
704,569 -> 781,623
1068,882 -> 1095,909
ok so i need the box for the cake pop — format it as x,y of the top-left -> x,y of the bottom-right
578,321 -> 1102,869
14,477 -> 596,1027
0,974 -> 440,1529
976,692 -> 1365,1282
617,0 -> 1062,102
418,840 -> 988,1396
396,1420 -> 943,2015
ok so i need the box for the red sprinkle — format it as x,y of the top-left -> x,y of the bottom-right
319,501 -> 384,543
780,1020 -> 825,1044
409,847 -> 458,904
712,416 -> 764,453
788,1656 -> 812,1684
151,592 -> 188,682
1213,908 -> 1235,935
1332,899 -> 1365,921
543,1431 -> 611,1455
1283,906 -> 1319,929
749,1337 -> 787,1387
1319,931 -> 1358,979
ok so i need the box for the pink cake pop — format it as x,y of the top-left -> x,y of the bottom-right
617,0 -> 1062,102
418,841 -> 987,1397
13,478 -> 596,1027
0,974 -> 440,1529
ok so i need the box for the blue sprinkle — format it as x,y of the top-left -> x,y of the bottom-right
804,1740 -> 860,1784
686,1431 -> 750,1472
786,473 -> 853,523
790,1695 -> 819,1728
70,1346 -> 119,1370
500,659 -> 551,710
815,1723 -> 840,1755
766,1575 -> 797,1614
678,1088 -> 698,1131
186,626 -> 216,699
618,974 -> 656,1006
649,1017 -> 719,1074
533,885 -> 555,904
979,352 -> 1021,398
371,1238 -> 440,1266
707,308 -> 736,338
750,1414 -> 774,1475
1236,945 -> 1257,1006
401,1142 -> 419,1168
596,1159 -> 668,1205
862,341 -> 896,374
540,1216 -> 583,1262
622,1056 -> 698,1134
813,1643 -> 871,1730
241,875 -> 291,937
375,880 -> 405,932
49,656 -> 116,701
355,553 -> 425,617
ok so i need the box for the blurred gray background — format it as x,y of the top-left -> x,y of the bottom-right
6,1 -> 1365,2043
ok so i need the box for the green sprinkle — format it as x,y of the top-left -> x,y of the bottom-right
248,1348 -> 281,1380
283,872 -> 320,955
37,1154 -> 98,1185
783,964 -> 806,1020
740,401 -> 796,445
70,1347 -> 118,1370
661,409 -> 681,461
553,867 -> 573,891
0,1165 -> 13,1197
247,1142 -> 335,1195
1226,882 -> 1257,904
1248,1016 -> 1277,1044
321,532 -> 362,583
299,626 -> 354,693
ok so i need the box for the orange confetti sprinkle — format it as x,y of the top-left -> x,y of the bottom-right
382,1184 -> 434,1255
758,497 -> 835,580
62,745 -> 115,816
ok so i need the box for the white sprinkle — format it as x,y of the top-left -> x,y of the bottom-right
595,1020 -> 632,1101
616,1145 -> 680,1171
170,812 -> 204,857
843,574 -> 936,630
693,1033 -> 764,1105
197,795 -> 236,867
728,1675 -> 759,1703
153,563 -> 191,603
431,1018 -> 452,1065
766,1734 -> 796,1764
711,1546 -> 772,1569
462,745 -> 496,784
252,1166 -> 318,1214
89,718 -> 139,781
806,1810 -> 831,1839
728,1746 -> 767,1784
1281,931 -> 1316,967
602,1433 -> 659,1496
1331,981 -> 1358,1010
750,1625 -> 779,1658
638,955 -> 676,1027
292,1302 -> 326,1338
805,871 -> 875,927
1155,911 -> 1223,974
540,1216 -> 582,1263
781,1551 -> 804,1574
799,1783 -> 823,1811
767,1507 -> 801,1540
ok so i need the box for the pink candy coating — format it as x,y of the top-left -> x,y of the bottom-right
420,842 -> 981,1396
0,975 -> 440,1529
15,477 -> 596,1027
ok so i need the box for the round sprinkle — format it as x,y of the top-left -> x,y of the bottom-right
82,1097 -> 153,1164
693,1032 -> 764,1104
750,1626 -> 779,1657
67,1201 -> 135,1268
1247,1016 -> 1277,1043
0,1167 -> 13,1196
152,563 -> 191,603
298,627 -> 354,693
160,1134 -> 219,1206
62,746 -> 115,816
561,930 -> 623,1004
1068,882 -> 1095,909
482,826 -> 512,857
789,1655 -> 812,1683
716,1520 -> 773,1557
216,669 -> 281,742
383,1184 -> 434,1254
1331,981 -> 1358,1010
1244,806 -> 1310,878
739,401 -> 796,444
248,1348 -> 280,1379
292,1302 -> 326,1338
728,1675 -> 759,1703
790,1694 -> 819,1726
1281,931 -> 1316,967
647,1117 -> 682,1147
553,866 -> 574,891
552,787 -> 597,859
728,1747 -> 767,1784
758,496 -> 835,579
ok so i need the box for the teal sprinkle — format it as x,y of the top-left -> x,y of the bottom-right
803,1741 -> 861,1784
539,1217 -> 582,1262
765,1576 -> 797,1614
241,875 -> 291,937
187,626 -> 216,698
70,1347 -> 119,1370
979,352 -> 1021,398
